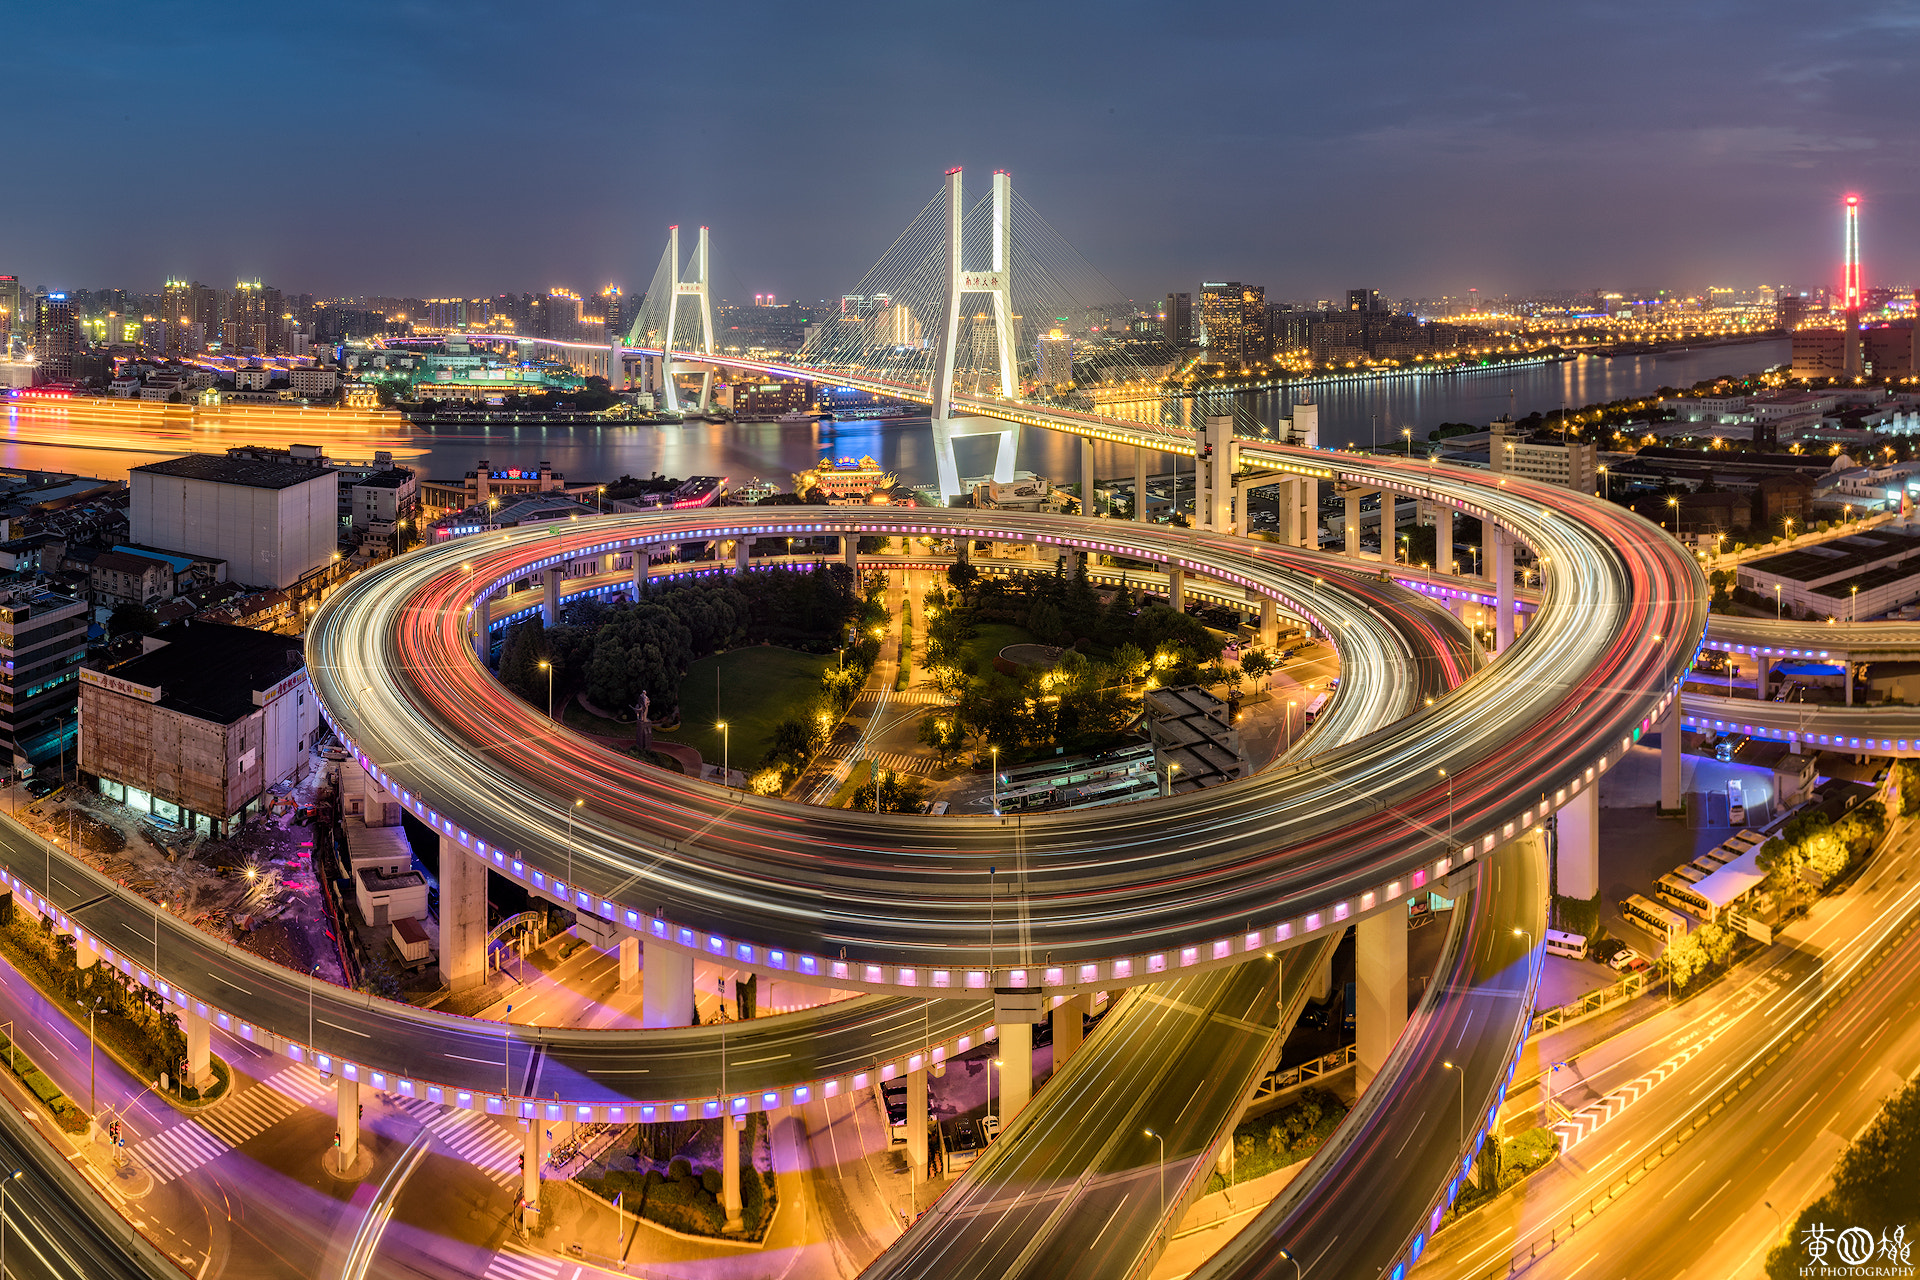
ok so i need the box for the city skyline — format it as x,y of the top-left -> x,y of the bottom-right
13,1 -> 1920,301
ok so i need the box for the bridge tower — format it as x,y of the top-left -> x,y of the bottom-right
658,225 -> 717,414
929,168 -> 1022,504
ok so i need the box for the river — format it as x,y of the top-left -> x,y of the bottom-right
0,339 -> 1786,492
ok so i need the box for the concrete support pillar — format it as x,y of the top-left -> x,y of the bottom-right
1345,492 -> 1363,559
1081,437 -> 1097,517
999,1020 -> 1033,1125
906,1066 -> 929,1174
1846,662 -> 1854,705
1493,526 -> 1515,652
1260,598 -> 1278,649
184,1009 -> 210,1088
734,538 -> 750,572
1308,944 -> 1334,1003
75,933 -> 99,970
438,833 -> 486,992
1279,479 -> 1298,546
1660,702 -> 1683,812
1436,506 -> 1454,574
1557,783 -> 1599,901
1379,492 -> 1397,565
843,536 -> 859,574
336,1077 -> 360,1168
520,1119 -> 541,1229
641,942 -> 696,1028
541,567 -> 562,629
618,936 -> 640,994
473,598 -> 491,666
1756,655 -> 1771,701
1168,564 -> 1185,612
1355,910 -> 1409,1093
1134,448 -> 1149,523
1053,993 -> 1088,1066
721,1115 -> 744,1234
632,550 -> 648,596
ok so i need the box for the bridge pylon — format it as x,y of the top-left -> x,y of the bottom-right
636,224 -> 717,414
928,168 -> 1021,504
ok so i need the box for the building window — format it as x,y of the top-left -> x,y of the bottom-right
98,777 -> 125,803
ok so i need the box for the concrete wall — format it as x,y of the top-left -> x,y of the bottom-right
130,471 -> 337,589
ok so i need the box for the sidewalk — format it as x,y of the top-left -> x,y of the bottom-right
1148,1160 -> 1309,1280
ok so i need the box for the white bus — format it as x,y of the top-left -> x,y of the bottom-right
1543,929 -> 1588,960
1303,692 -> 1331,724
1622,893 -> 1691,944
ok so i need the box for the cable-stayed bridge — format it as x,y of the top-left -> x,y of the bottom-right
511,168 -> 1313,505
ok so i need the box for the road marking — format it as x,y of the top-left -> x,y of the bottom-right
1782,1093 -> 1819,1129
316,1018 -> 369,1038
482,1243 -> 563,1280
732,1055 -> 790,1066
1565,1252 -> 1601,1278
1688,1178 -> 1732,1221
1660,1162 -> 1700,1199
1088,1198 -> 1127,1250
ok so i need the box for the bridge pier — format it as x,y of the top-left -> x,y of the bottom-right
722,1115 -> 745,1234
1134,447 -> 1149,522
642,943 -> 696,1028
1660,702 -> 1682,811
906,1063 -> 929,1175
1355,908 -> 1408,1093
618,936 -> 639,994
1260,598 -> 1278,649
734,538 -> 750,572
843,536 -> 859,574
184,1009 -> 211,1088
1379,493 -> 1397,566
632,550 -> 648,596
1344,491 -> 1363,559
336,1077 -> 360,1169
1053,993 -> 1088,1066
520,1119 -> 542,1229
1435,506 -> 1454,574
999,1020 -> 1033,1125
1081,438 -> 1098,516
1557,783 -> 1599,900
541,568 -> 562,629
473,595 -> 492,666
1755,655 -> 1771,701
1168,564 -> 1185,612
438,834 -> 487,992
1493,527 -> 1515,652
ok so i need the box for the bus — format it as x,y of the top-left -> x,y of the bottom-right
1621,893 -> 1691,945
1672,864 -> 1708,883
1543,929 -> 1588,960
1303,693 -> 1331,724
1655,873 -> 1713,919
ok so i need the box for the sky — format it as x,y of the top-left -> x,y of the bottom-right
16,0 -> 1920,305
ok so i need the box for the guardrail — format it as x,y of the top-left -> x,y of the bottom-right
1529,971 -> 1648,1035
1248,1045 -> 1358,1104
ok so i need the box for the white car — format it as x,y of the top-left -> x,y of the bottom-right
1608,947 -> 1644,972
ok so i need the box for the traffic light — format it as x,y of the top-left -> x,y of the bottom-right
333,1130 -> 341,1148
358,1104 -> 364,1121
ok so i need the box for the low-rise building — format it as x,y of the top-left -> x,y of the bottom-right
1736,527 -> 1920,621
78,622 -> 323,835
88,549 -> 175,612
1488,417 -> 1598,494
793,456 -> 897,504
287,366 -> 338,397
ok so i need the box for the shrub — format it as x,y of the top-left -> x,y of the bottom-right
667,1157 -> 693,1182
700,1167 -> 722,1196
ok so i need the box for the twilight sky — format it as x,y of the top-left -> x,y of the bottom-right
18,0 -> 1920,304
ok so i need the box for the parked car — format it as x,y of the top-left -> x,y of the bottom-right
1607,947 -> 1645,972
947,1117 -> 984,1171
26,777 -> 58,798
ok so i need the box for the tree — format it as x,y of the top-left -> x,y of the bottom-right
917,713 -> 965,765
849,768 -> 925,813
107,603 -> 159,636
1241,649 -> 1275,690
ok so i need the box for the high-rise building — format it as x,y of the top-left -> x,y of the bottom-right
34,293 -> 81,379
1163,292 -> 1192,346
1347,288 -> 1384,313
0,276 -> 23,348
1036,327 -> 1075,386
228,280 -> 265,352
1199,282 -> 1264,367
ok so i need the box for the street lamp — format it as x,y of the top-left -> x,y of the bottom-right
308,962 -> 320,1055
1276,1246 -> 1303,1280
1667,495 -> 1678,533
1775,583 -> 1782,620
1441,1060 -> 1465,1150
566,798 -> 583,887
1143,1128 -> 1166,1252
990,746 -> 1000,816
88,996 -> 102,1115
717,721 -> 729,790
1851,584 -> 1859,623
1438,767 -> 1452,849
537,659 -> 554,720
1286,699 -> 1297,754
1547,1061 -> 1569,1118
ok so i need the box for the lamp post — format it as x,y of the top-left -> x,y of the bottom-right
503,1004 -> 513,1097
308,962 -> 319,1055
1547,1060 -> 1568,1118
717,721 -> 729,790
1143,1128 -> 1166,1252
990,746 -> 1000,816
1402,426 -> 1412,457
1442,1060 -> 1464,1150
1775,584 -> 1782,620
1438,767 -> 1452,850
1852,584 -> 1859,623
566,798 -> 583,888
1598,465 -> 1609,501
1276,1246 -> 1303,1280
1667,495 -> 1678,534
88,996 -> 102,1115
537,659 -> 553,720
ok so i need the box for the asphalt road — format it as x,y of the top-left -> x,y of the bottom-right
1416,810 -> 1920,1280
1190,833 -> 1546,1280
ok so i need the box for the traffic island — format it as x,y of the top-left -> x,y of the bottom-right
321,1141 -> 376,1182
82,1131 -> 154,1200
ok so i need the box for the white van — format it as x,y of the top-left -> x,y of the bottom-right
1543,929 -> 1589,961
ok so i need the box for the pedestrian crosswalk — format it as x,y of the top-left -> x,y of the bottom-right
482,1244 -> 562,1280
861,750 -> 943,777
857,688 -> 951,707
423,1107 -> 524,1188
130,1121 -> 230,1182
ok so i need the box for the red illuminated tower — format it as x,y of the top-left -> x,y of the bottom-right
1842,195 -> 1863,377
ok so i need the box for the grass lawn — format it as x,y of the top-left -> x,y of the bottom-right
656,647 -> 833,771
962,622 -> 1038,687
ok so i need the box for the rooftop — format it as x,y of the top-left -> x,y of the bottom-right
133,455 -> 337,491
87,622 -> 305,724
353,468 -> 414,490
